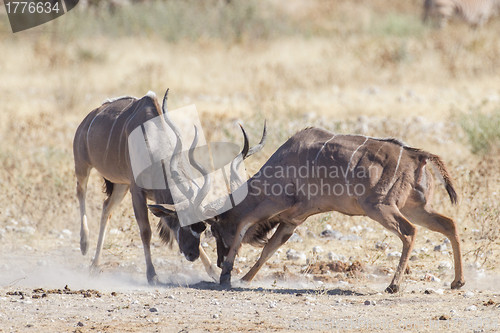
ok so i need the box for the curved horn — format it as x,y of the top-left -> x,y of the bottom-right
188,126 -> 212,212
246,120 -> 267,159
229,124 -> 250,188
163,100 -> 194,200
162,88 -> 169,114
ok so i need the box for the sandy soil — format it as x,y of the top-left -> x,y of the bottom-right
1,227 -> 499,333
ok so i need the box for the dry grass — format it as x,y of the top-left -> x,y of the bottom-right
0,0 -> 498,284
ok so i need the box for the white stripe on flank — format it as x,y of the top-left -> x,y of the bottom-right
367,141 -> 387,170
345,136 -> 368,181
103,99 -> 135,163
389,145 -> 404,186
117,103 -> 142,162
86,103 -> 112,157
313,134 -> 336,164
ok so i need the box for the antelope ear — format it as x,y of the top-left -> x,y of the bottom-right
148,204 -> 176,217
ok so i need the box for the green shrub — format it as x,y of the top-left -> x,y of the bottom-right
57,0 -> 294,43
456,109 -> 500,154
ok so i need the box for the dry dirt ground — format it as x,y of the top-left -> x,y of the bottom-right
1,219 -> 499,333
1,1 -> 500,332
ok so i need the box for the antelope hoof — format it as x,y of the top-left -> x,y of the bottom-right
220,273 -> 231,287
148,275 -> 160,286
385,284 -> 399,294
80,240 -> 88,255
89,264 -> 102,276
451,279 -> 465,290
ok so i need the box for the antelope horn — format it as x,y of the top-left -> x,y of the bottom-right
246,120 -> 267,158
229,124 -> 249,188
162,95 -> 194,200
188,126 -> 212,216
162,88 -> 169,114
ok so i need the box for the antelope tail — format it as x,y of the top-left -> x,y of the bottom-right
427,154 -> 458,205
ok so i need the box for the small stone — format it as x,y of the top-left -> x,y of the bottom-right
375,241 -> 388,250
269,301 -> 277,308
37,260 -> 48,266
149,307 -> 158,312
286,249 -> 306,261
109,228 -> 121,235
424,289 -> 435,294
438,261 -> 452,270
438,315 -> 449,320
167,295 -> 175,299
327,252 -> 343,261
463,291 -> 475,298
61,229 -> 72,237
410,255 -> 419,261
312,246 -> 323,254
423,273 -> 441,283
364,300 -> 376,305
465,305 -> 477,311
434,289 -> 444,295
434,244 -> 447,252
320,229 -> 343,239
387,251 -> 401,259
19,226 -> 36,235
77,322 -> 84,327
349,225 -> 363,234
212,314 -> 219,319
288,233 -> 303,243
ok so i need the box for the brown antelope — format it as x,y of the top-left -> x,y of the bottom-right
423,0 -> 500,27
73,89 -> 265,284
150,127 -> 465,293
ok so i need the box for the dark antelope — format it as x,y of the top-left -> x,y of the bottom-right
151,127 -> 465,293
73,89 -> 265,284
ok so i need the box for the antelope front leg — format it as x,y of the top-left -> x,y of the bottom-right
219,201 -> 288,287
241,223 -> 295,283
131,188 -> 159,285
220,223 -> 254,287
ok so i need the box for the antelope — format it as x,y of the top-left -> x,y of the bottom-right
73,89 -> 265,284
423,0 -> 500,27
150,127 -> 465,293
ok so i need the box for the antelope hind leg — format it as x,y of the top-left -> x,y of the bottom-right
363,203 -> 417,293
402,206 -> 465,289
